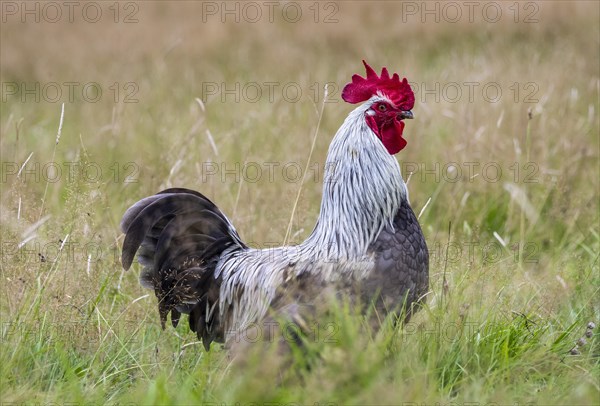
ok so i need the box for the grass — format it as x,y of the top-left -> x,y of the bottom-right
1,1 -> 599,404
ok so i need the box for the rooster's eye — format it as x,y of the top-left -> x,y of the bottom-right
377,104 -> 387,112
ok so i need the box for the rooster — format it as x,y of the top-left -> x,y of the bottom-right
120,61 -> 429,350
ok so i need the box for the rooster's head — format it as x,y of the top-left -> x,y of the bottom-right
342,60 -> 415,155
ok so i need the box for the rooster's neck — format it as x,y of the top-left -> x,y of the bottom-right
300,102 -> 407,259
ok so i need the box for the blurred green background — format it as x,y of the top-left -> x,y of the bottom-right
1,1 -> 598,404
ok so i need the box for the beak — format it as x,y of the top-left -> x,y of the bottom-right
399,110 -> 414,120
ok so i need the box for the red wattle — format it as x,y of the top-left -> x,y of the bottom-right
366,115 -> 407,155
381,119 -> 406,154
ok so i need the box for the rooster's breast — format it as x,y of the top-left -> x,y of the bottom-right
365,199 -> 429,321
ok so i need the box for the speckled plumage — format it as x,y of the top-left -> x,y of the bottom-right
366,198 -> 429,319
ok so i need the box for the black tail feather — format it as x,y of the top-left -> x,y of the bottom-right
120,188 -> 245,347
123,194 -> 226,270
153,210 -> 232,271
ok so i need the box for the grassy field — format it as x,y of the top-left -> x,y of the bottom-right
1,1 -> 599,404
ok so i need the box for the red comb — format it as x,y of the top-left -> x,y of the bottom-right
341,60 -> 414,110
